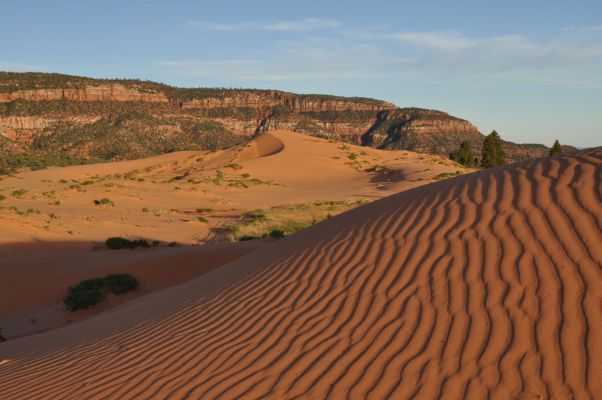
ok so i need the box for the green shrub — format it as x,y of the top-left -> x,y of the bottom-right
63,274 -> 139,311
9,206 -> 40,216
269,229 -> 285,239
0,194 -> 5,201
105,237 -> 151,250
449,141 -> 476,167
64,286 -> 105,311
213,169 -> 224,185
93,198 -> 114,207
11,189 -> 28,198
225,163 -> 243,170
63,277 -> 106,311
196,216 -> 209,223
104,273 -> 139,295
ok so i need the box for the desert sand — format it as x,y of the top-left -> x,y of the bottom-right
0,146 -> 600,399
0,241 -> 263,339
0,131 -> 465,338
0,130 -> 464,251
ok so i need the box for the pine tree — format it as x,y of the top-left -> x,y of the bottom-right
481,130 -> 506,168
550,139 -> 562,156
449,141 -> 476,167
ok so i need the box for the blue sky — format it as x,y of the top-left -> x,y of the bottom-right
1,0 -> 601,147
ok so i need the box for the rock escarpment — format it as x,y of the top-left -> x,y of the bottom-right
0,71 -> 553,173
361,108 -> 483,153
0,84 -> 168,103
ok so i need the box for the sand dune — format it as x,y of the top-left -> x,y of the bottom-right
1,148 -> 600,399
0,130 -> 465,339
0,130 -> 465,249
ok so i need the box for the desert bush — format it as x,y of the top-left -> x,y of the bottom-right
63,273 -> 139,311
105,237 -> 151,250
94,198 -> 115,207
11,189 -> 28,198
104,273 -> 139,294
213,169 -> 224,185
269,229 -> 285,239
0,194 -> 5,201
9,206 -> 40,216
196,216 -> 209,223
64,278 -> 106,311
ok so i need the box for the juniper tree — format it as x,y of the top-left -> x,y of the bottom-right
550,139 -> 562,156
449,141 -> 476,167
481,130 -> 506,168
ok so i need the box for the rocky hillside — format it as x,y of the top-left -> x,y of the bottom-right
0,72 -> 554,173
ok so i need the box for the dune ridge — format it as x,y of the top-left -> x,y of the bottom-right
1,148 -> 601,399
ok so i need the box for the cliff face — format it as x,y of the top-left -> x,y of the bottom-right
0,72 -> 553,172
0,84 -> 168,103
361,109 -> 483,152
180,90 -> 395,112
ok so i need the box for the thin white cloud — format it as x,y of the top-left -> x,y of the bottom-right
0,61 -> 42,71
376,29 -> 602,64
157,26 -> 602,90
388,31 -> 475,50
186,18 -> 341,32
264,18 -> 341,31
185,21 -> 255,32
562,24 -> 602,33
154,38 -> 414,83
155,60 -> 267,67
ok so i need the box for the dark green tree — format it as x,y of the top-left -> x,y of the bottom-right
550,139 -> 562,156
449,141 -> 476,167
481,130 -> 506,168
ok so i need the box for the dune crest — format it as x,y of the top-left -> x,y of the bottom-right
1,148 -> 601,399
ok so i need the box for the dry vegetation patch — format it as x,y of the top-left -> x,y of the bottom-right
227,200 -> 369,241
